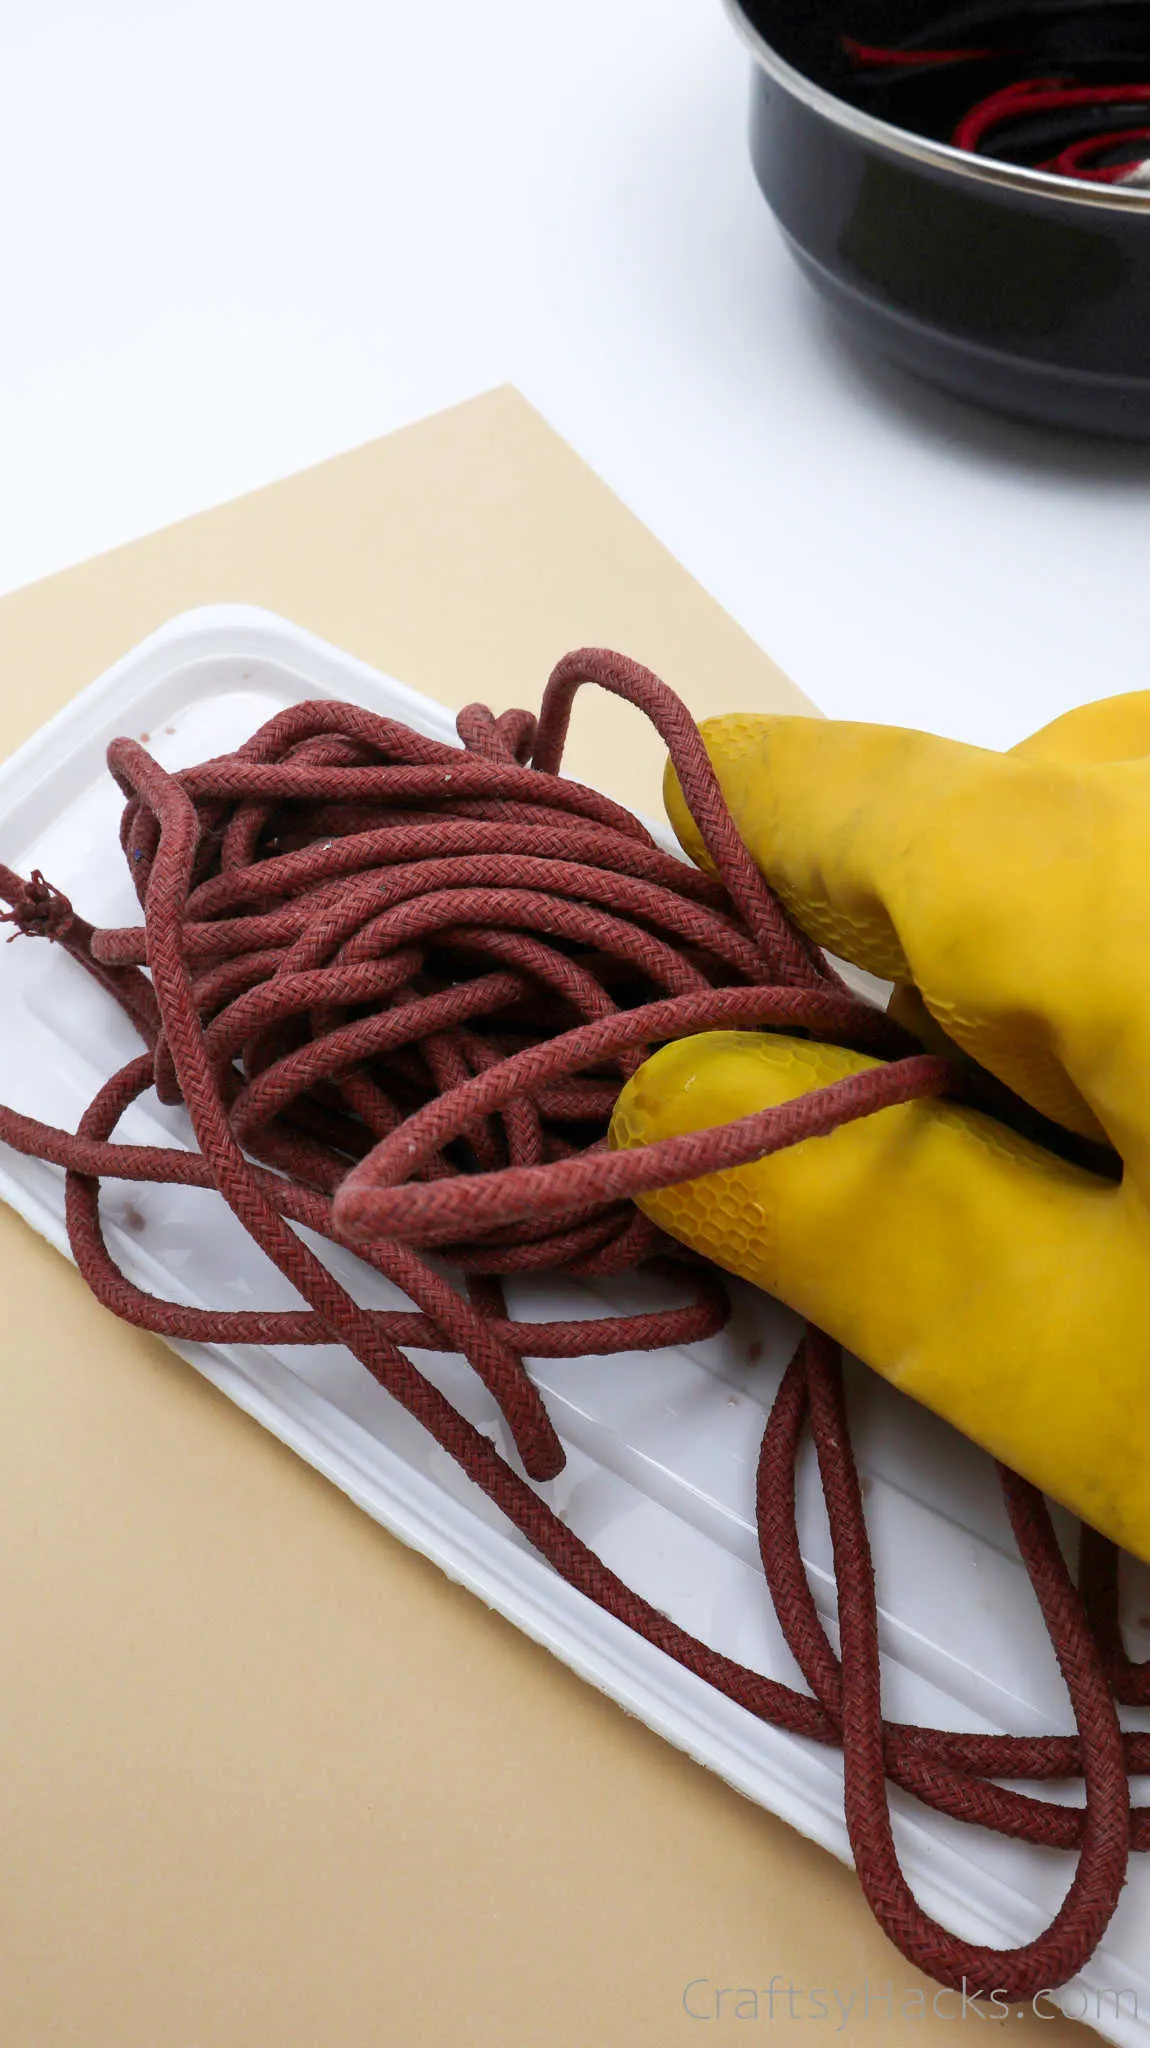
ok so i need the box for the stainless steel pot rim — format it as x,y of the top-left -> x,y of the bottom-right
725,0 -> 1150,213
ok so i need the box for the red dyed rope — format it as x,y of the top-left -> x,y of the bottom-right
953,76 -> 1150,179
0,647 -> 1145,2000
842,36 -> 1150,183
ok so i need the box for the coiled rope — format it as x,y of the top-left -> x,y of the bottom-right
1,647 -> 1144,1999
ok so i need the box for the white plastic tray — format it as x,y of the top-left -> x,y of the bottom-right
2,606 -> 1148,2042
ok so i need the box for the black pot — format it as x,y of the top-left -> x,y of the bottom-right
727,0 -> 1150,436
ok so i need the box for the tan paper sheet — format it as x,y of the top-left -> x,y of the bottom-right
0,388 -> 1087,2046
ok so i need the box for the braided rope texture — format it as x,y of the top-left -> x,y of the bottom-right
0,646 -> 1145,1999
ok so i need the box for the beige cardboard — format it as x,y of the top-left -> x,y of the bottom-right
0,387 -> 1088,2046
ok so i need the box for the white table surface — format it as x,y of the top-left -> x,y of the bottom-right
2,0 -> 1146,750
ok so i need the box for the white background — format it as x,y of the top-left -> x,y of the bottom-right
2,0 -> 1147,748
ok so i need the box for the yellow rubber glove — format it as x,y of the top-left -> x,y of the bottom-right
608,692 -> 1150,1563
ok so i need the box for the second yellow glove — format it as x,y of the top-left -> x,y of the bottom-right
609,693 -> 1150,1562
